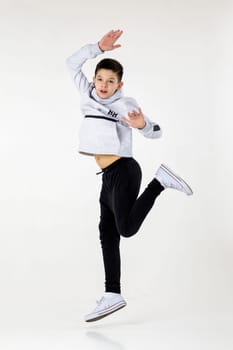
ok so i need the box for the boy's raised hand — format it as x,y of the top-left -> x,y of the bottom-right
121,108 -> 146,129
98,30 -> 123,51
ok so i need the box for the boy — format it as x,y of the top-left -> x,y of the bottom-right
66,30 -> 193,322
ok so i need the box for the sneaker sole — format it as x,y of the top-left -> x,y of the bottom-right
85,302 -> 127,322
161,164 -> 193,195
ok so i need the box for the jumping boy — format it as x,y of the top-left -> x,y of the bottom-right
66,29 -> 193,322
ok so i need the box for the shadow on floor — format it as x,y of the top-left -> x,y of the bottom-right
85,331 -> 125,350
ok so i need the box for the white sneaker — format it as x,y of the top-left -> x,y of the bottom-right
155,163 -> 193,195
84,293 -> 127,322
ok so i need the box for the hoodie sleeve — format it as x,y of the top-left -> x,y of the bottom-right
98,96 -> 163,137
137,115 -> 162,139
66,43 -> 104,93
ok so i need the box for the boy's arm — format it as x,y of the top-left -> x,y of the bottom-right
66,43 -> 104,93
121,104 -> 162,138
137,115 -> 162,139
66,30 -> 123,93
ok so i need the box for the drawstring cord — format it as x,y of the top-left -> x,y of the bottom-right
95,157 -> 125,175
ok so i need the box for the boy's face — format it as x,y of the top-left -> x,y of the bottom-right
93,69 -> 123,99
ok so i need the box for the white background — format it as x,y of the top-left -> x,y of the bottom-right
1,0 -> 233,348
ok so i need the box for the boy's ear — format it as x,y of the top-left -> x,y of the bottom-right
117,81 -> 124,90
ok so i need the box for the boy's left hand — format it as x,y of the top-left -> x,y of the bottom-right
121,108 -> 146,129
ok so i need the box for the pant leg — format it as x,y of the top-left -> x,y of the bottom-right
111,158 -> 164,237
99,188 -> 121,294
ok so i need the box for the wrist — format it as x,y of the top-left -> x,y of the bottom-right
138,121 -> 146,130
98,42 -> 105,52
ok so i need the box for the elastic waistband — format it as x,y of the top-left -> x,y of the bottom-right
96,157 -> 133,175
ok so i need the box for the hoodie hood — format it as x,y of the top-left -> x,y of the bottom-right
90,85 -> 124,105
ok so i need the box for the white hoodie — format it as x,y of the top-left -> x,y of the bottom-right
66,43 -> 162,156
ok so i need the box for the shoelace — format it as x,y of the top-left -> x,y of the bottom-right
95,296 -> 112,310
96,297 -> 105,305
167,182 -> 180,189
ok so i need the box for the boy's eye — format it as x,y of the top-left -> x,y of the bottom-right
109,80 -> 114,83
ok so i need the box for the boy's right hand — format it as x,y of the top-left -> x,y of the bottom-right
98,30 -> 123,52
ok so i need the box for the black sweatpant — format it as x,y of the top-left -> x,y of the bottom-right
98,157 -> 164,294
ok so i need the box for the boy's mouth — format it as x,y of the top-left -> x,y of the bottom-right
100,90 -> 108,94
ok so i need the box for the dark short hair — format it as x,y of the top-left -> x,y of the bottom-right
95,58 -> 123,81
